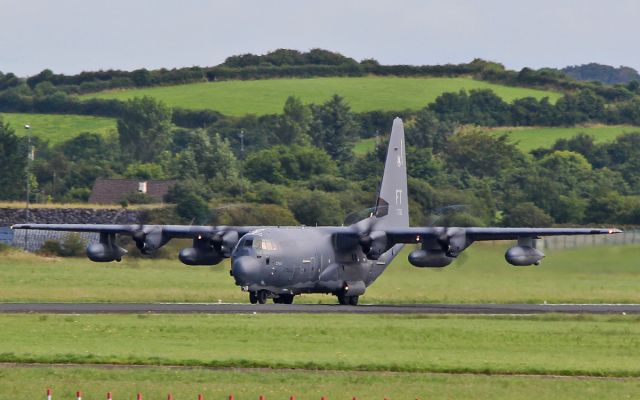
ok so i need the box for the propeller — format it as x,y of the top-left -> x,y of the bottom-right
131,211 -> 164,255
209,230 -> 239,257
335,207 -> 389,259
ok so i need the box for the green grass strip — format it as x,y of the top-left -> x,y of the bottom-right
0,314 -> 639,378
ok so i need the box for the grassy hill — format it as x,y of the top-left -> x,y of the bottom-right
1,112 -> 116,145
354,124 -> 638,155
81,76 -> 562,116
488,124 -> 639,151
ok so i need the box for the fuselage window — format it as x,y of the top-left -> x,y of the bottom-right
243,239 -> 253,248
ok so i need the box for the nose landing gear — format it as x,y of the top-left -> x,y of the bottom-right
249,290 -> 268,304
337,291 -> 359,306
250,290 -> 295,304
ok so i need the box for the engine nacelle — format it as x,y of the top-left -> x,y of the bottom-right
178,247 -> 224,266
408,249 -> 454,268
86,243 -> 127,262
505,245 -> 545,266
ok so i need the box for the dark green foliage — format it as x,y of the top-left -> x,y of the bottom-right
444,130 -> 524,179
175,191 -> 210,224
121,191 -> 156,205
501,202 -> 554,227
309,95 -> 359,162
214,204 -> 298,226
406,108 -> 454,153
38,233 -> 85,257
117,97 -> 172,163
288,190 -> 344,226
562,63 -> 640,85
275,96 -> 311,145
244,145 -> 337,184
0,117 -> 27,200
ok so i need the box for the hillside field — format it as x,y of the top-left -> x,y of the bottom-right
81,76 -> 562,116
488,124 -> 639,151
355,124 -> 639,155
1,112 -> 116,145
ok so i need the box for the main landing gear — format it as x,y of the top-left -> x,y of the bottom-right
337,291 -> 359,306
249,290 -> 295,305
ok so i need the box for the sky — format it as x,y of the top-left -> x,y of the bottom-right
1,0 -> 638,77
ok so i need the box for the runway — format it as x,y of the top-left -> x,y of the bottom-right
0,303 -> 639,314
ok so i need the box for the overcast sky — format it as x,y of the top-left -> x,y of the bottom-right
1,0 -> 638,77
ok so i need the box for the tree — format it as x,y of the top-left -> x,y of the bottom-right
288,189 -> 344,226
276,96 -> 311,144
309,95 -> 359,162
444,130 -> 524,180
501,202 -> 554,227
406,108 -> 453,153
0,118 -> 27,200
118,96 -> 172,163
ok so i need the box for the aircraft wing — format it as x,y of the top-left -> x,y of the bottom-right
11,223 -> 258,239
384,227 -> 622,244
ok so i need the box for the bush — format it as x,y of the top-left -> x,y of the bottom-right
38,233 -> 86,257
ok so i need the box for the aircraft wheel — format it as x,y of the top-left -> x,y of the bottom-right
257,290 -> 268,304
249,291 -> 258,304
280,294 -> 294,304
337,292 -> 348,305
348,295 -> 359,306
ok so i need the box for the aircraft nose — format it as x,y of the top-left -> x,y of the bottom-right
231,256 -> 261,285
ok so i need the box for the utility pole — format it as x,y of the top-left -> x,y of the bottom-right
24,124 -> 32,223
239,129 -> 244,200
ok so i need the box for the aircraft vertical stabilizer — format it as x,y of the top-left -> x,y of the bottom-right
373,117 -> 409,229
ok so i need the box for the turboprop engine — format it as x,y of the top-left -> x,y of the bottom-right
408,227 -> 468,268
178,231 -> 238,266
408,249 -> 454,268
504,237 -> 545,266
132,227 -> 167,254
87,233 -> 127,262
505,246 -> 545,266
178,246 -> 224,266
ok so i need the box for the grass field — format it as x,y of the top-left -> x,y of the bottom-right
354,124 -> 640,156
3,365 -> 640,400
81,77 -> 562,116
1,112 -> 116,146
0,244 -> 638,304
488,124 -> 639,152
0,313 -> 639,377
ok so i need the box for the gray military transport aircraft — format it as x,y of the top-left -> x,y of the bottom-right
12,118 -> 621,305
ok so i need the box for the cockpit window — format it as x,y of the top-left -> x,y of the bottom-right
243,239 -> 253,247
250,238 -> 279,251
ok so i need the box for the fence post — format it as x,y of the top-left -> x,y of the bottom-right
198,395 -> 203,400
76,391 -> 82,400
168,394 -> 174,400
228,395 -> 234,400
137,393 -> 142,400
46,388 -> 52,400
107,392 -> 112,400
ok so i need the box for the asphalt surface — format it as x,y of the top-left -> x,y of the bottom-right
0,303 -> 639,314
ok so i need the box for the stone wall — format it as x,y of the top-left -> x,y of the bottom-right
0,207 -> 142,226
0,207 -> 144,252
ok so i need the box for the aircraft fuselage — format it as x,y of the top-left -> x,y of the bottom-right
230,227 -> 404,302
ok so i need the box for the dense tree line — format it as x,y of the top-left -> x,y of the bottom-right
561,63 -> 640,85
1,94 -> 638,227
